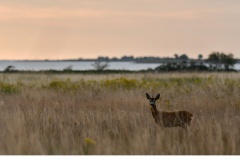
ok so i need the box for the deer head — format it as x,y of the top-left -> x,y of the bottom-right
146,93 -> 160,107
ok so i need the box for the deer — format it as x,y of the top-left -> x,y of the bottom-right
146,93 -> 193,129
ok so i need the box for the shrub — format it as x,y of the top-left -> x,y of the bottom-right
0,82 -> 20,94
101,77 -> 138,90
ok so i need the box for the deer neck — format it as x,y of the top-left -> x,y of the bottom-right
150,104 -> 161,123
151,104 -> 159,113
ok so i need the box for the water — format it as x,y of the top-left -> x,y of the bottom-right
0,61 -> 160,71
0,61 -> 240,71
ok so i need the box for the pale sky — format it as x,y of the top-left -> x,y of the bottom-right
0,0 -> 240,60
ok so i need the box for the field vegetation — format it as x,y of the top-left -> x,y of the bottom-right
0,73 -> 240,154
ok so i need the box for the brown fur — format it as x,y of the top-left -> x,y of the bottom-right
151,108 -> 193,128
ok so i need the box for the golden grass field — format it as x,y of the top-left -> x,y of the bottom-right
0,72 -> 240,155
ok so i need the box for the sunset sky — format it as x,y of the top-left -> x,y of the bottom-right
1,0 -> 240,60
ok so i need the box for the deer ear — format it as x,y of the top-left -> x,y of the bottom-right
155,94 -> 160,100
146,93 -> 151,100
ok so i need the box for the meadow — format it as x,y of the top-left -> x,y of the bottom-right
0,72 -> 240,155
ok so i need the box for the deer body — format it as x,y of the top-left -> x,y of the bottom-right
146,93 -> 193,129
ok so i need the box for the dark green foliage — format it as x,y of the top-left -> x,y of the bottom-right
155,62 -> 209,72
3,65 -> 16,72
207,52 -> 237,71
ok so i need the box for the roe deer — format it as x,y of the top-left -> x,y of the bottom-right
146,93 -> 193,129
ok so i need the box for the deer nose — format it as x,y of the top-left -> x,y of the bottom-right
150,101 -> 155,105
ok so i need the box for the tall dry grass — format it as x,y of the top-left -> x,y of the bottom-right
0,73 -> 240,154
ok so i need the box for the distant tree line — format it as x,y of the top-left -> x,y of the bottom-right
94,52 -> 238,72
155,52 -> 237,72
96,56 -> 135,62
1,51 -> 238,72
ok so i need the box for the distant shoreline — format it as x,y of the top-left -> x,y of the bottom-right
1,58 -> 240,64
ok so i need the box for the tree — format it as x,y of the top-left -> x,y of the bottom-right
174,54 -> 179,59
207,52 -> 222,70
221,53 -> 237,70
4,65 -> 15,72
179,54 -> 189,60
198,54 -> 203,60
197,54 -> 204,66
91,61 -> 109,71
63,65 -> 73,72
207,52 -> 237,71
